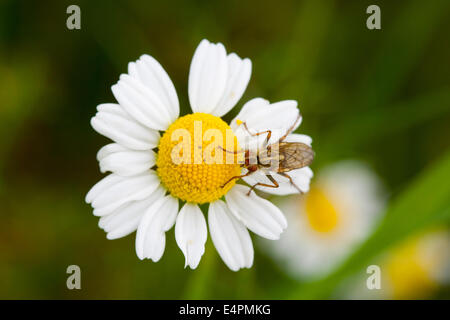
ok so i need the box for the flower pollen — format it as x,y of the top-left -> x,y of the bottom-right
156,113 -> 242,204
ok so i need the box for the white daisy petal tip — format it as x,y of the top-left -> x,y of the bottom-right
211,52 -> 252,117
135,195 -> 178,262
106,232 -> 119,240
97,187 -> 167,241
286,133 -> 313,146
208,201 -> 254,271
127,62 -> 136,75
132,53 -> 180,120
189,39 -> 242,115
88,172 -> 161,217
175,203 -> 207,270
96,143 -> 156,177
225,185 -> 288,240
111,74 -> 173,131
90,103 -> 160,150
199,38 -> 210,46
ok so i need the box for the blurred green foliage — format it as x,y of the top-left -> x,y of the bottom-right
0,0 -> 449,299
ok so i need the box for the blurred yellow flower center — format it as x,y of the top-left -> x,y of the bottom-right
304,187 -> 339,233
385,238 -> 437,299
156,113 -> 242,204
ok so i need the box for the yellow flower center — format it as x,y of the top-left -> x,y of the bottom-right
385,238 -> 437,299
304,187 -> 339,233
156,113 -> 242,204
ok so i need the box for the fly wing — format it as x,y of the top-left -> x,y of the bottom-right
277,142 -> 314,172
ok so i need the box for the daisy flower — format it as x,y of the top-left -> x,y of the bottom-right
264,161 -> 384,278
86,39 -> 313,271
345,229 -> 450,299
380,229 -> 450,299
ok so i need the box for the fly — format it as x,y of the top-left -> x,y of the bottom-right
220,114 -> 314,195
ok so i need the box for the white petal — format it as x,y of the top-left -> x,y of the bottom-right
187,39 -> 209,110
285,133 -> 312,146
208,200 -> 253,271
91,103 -> 159,150
96,143 -> 125,161
98,185 -> 166,240
87,171 -> 160,216
243,167 -> 313,196
97,143 -> 156,176
175,203 -> 207,269
86,173 -> 122,204
112,74 -> 173,131
225,184 -> 287,240
211,53 -> 252,117
128,54 -> 179,121
230,97 -> 269,123
188,39 -> 228,114
230,98 -> 301,149
135,195 -> 179,261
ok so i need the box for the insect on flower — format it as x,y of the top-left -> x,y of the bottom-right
87,38 -> 314,271
220,114 -> 314,195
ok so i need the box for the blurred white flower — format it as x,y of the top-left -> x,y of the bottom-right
380,229 -> 450,299
263,161 -> 385,278
343,228 -> 450,300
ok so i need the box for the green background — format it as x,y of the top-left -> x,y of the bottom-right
0,0 -> 449,299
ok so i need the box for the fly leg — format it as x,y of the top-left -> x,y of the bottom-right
247,174 -> 279,196
216,146 -> 245,165
220,170 -> 254,188
241,121 -> 272,146
279,113 -> 302,142
217,145 -> 244,154
278,172 -> 303,194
